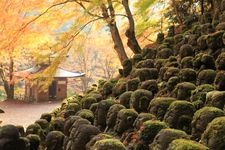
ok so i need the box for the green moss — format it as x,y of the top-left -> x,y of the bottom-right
149,97 -> 177,106
93,139 -> 126,150
126,78 -> 140,91
66,103 -> 81,113
119,109 -> 138,117
168,139 -> 209,150
130,89 -> 153,113
174,34 -> 184,44
136,59 -> 154,68
119,91 -> 133,108
76,109 -> 94,123
81,97 -> 97,109
131,68 -> 158,81
168,101 -> 195,112
139,120 -> 168,143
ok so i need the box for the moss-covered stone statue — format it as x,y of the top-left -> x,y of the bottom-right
201,117 -> 225,150
95,99 -> 116,131
172,82 -> 196,100
197,69 -> 216,85
148,97 -> 177,120
168,139 -> 209,150
130,89 -> 153,113
105,104 -> 125,132
114,109 -> 138,135
138,120 -> 168,149
150,128 -> 189,150
163,101 -> 196,134
191,107 -> 224,141
93,139 -> 126,150
119,91 -> 133,108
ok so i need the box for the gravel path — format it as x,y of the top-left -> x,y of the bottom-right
0,100 -> 61,128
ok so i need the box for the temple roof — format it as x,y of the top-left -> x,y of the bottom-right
14,65 -> 85,78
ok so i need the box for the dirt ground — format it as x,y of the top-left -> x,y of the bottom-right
0,100 -> 61,128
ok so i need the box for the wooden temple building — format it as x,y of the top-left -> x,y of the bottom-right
15,65 -> 85,102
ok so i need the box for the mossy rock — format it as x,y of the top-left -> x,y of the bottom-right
201,117 -> 225,150
139,120 -> 168,144
26,134 -> 41,150
142,47 -> 157,59
40,113 -> 52,122
167,76 -> 180,92
191,107 -> 224,140
131,54 -> 143,65
181,56 -> 194,69
190,84 -> 215,106
157,44 -> 169,51
0,124 -> 19,140
168,139 -> 209,150
66,102 -> 81,113
156,32 -> 165,44
179,44 -> 194,59
174,34 -> 184,44
93,139 -> 126,150
26,123 -> 42,135
157,48 -> 174,59
114,109 -> 138,134
119,91 -> 133,108
126,78 -> 140,91
131,68 -> 158,82
172,82 -> 196,100
197,35 -> 208,50
148,97 -> 177,120
139,80 -> 158,95
164,101 -> 195,133
163,67 -> 180,82
150,128 -> 190,150
155,59 -> 167,71
188,34 -> 198,46
102,81 -> 114,97
200,54 -> 216,70
197,69 -> 216,85
130,89 -> 153,113
200,23 -> 214,35
89,103 -> 98,115
179,68 -> 196,83
86,93 -> 103,102
163,37 -> 174,45
106,104 -> 126,129
214,71 -> 225,90
192,24 -> 201,36
49,117 -> 65,132
136,59 -> 154,68
206,31 -> 224,49
112,80 -> 127,97
86,133 -> 113,150
34,119 -> 49,130
205,91 -> 225,109
134,113 -> 156,129
76,109 -> 94,124
81,97 -> 97,109
216,52 -> 225,70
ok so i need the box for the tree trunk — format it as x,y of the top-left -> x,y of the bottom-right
8,56 -> 14,99
122,0 -> 141,54
101,2 -> 128,65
